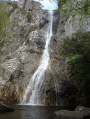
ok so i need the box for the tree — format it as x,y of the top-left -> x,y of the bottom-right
58,0 -> 90,17
60,31 -> 90,106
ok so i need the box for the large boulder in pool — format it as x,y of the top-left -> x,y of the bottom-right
55,110 -> 83,119
0,103 -> 14,112
55,106 -> 90,119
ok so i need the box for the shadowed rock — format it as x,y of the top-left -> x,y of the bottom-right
55,110 -> 83,119
0,103 -> 14,112
55,106 -> 90,119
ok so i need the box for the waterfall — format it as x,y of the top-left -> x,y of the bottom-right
22,0 -> 58,105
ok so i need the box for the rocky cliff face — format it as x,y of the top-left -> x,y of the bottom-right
0,0 -> 89,106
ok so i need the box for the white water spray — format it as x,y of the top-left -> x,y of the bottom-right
34,0 -> 58,10
22,0 -> 58,105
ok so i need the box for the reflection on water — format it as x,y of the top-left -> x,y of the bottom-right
0,105 -> 72,119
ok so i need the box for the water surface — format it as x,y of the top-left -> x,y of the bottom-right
0,105 -> 73,119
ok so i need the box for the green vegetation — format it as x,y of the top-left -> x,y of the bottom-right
60,31 -> 90,106
58,0 -> 90,17
0,1 -> 10,52
27,13 -> 32,22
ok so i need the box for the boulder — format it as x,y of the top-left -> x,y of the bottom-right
75,106 -> 90,118
55,110 -> 83,119
55,106 -> 90,119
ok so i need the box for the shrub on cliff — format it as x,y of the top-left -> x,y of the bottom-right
0,1 -> 10,52
60,31 -> 90,106
27,13 -> 32,22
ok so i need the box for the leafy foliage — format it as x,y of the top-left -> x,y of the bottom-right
58,0 -> 90,17
60,31 -> 90,106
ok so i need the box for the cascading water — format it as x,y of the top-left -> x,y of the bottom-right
22,0 -> 58,105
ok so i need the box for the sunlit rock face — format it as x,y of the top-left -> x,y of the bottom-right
0,0 -> 67,106
18,0 -> 27,8
0,0 -> 49,104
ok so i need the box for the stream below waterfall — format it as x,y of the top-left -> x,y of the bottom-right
0,105 -> 75,119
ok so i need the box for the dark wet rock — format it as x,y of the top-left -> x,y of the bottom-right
75,106 -> 90,118
0,103 -> 14,112
55,110 -> 83,119
55,106 -> 90,119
